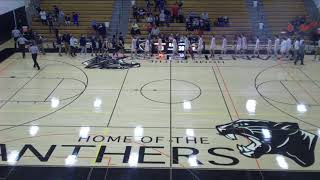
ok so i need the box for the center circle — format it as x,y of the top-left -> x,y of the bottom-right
140,79 -> 201,104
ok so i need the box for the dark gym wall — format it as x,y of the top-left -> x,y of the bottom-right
0,6 -> 27,44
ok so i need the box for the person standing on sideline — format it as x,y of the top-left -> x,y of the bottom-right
17,35 -> 28,58
63,33 -> 71,55
286,37 -> 292,59
79,35 -> 87,55
172,37 -> 178,59
29,42 -> 40,70
221,35 -> 227,59
12,28 -> 21,49
294,38 -> 300,60
280,38 -> 287,59
157,36 -> 163,55
144,38 -> 151,59
210,34 -> 216,59
274,35 -> 280,59
235,35 -> 241,56
241,34 -> 247,56
70,35 -> 78,57
197,35 -> 204,58
267,37 -> 272,57
295,39 -> 305,65
253,36 -> 260,58
131,36 -> 137,59
56,34 -> 63,56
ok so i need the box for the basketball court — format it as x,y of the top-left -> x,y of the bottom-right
0,53 -> 319,179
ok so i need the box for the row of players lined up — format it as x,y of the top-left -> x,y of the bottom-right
130,34 -> 306,65
12,30 -> 307,66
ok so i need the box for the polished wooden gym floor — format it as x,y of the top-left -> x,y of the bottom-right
0,52 -> 319,180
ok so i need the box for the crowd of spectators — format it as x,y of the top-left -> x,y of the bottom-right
186,12 -> 211,31
214,16 -> 229,27
131,0 -> 185,39
286,16 -> 319,35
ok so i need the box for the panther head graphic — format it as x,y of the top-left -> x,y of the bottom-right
216,119 -> 318,167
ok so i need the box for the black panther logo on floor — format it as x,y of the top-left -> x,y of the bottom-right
216,119 -> 318,167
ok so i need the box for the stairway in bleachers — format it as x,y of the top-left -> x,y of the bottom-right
32,0 -> 114,41
126,0 -> 253,44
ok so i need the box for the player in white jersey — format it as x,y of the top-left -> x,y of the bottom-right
172,37 -> 178,59
274,35 -> 280,58
235,35 -> 242,56
253,36 -> 260,57
144,38 -> 151,59
294,38 -> 300,60
286,37 -> 292,58
131,36 -> 137,59
197,35 -> 204,58
267,38 -> 272,56
221,35 -> 227,58
157,36 -> 163,54
210,35 -> 216,59
241,34 -> 247,55
280,38 -> 287,58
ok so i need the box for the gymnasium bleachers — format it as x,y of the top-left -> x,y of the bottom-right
31,0 -> 114,41
263,0 -> 307,36
126,0 -> 252,44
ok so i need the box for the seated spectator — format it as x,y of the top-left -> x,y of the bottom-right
151,25 -> 160,39
91,20 -> 98,31
36,6 -> 41,14
192,18 -> 200,30
146,13 -> 154,24
146,23 -> 153,34
97,23 -> 107,38
132,5 -> 138,21
72,12 -> 79,26
65,15 -> 71,26
53,5 -> 60,20
178,7 -> 184,23
201,12 -> 209,20
164,8 -> 171,26
154,15 -> 160,27
58,10 -> 65,26
223,16 -> 229,25
138,7 -> 145,22
159,10 -> 165,26
159,0 -> 165,11
131,23 -> 141,35
171,2 -> 179,22
186,18 -> 193,31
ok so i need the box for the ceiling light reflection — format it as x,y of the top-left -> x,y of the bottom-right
186,129 -> 195,137
188,155 -> 198,167
134,126 -> 143,141
183,101 -> 192,110
128,152 -> 138,167
29,125 -> 39,136
246,99 -> 256,115
276,155 -> 288,169
51,97 -> 60,108
65,155 -> 77,166
79,127 -> 90,138
7,151 -> 19,165
297,104 -> 307,113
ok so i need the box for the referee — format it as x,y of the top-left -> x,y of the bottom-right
29,42 -> 41,70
